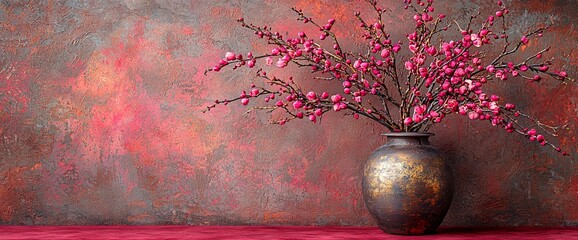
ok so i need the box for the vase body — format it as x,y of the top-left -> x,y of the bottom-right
362,133 -> 454,235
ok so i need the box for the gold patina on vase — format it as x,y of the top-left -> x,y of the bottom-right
362,132 -> 454,235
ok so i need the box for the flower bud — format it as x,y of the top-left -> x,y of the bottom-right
314,108 -> 323,116
392,44 -> 401,53
343,81 -> 352,88
293,101 -> 303,109
536,135 -> 545,142
309,114 -> 316,122
403,117 -> 413,125
306,92 -> 317,100
250,88 -> 259,97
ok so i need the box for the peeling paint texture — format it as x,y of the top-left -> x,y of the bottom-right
0,0 -> 577,226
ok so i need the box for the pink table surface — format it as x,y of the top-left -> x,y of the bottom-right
0,226 -> 577,239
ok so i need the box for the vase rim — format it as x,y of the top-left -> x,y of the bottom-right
381,132 -> 434,137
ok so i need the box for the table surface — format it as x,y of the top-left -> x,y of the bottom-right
0,226 -> 577,239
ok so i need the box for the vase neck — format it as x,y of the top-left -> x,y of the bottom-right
384,133 -> 433,146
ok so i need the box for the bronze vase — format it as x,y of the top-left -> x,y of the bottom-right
362,133 -> 454,235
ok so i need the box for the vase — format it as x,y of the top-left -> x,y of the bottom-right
362,132 -> 454,235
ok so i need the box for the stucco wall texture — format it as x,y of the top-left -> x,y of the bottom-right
0,0 -> 577,226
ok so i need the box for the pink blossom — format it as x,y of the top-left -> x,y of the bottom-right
205,1 -> 574,155
458,85 -> 467,94
458,106 -> 468,115
425,46 -> 437,56
521,35 -> 529,45
409,44 -> 417,53
314,108 -> 323,116
414,105 -> 426,115
405,61 -> 415,70
265,57 -> 273,66
520,65 -> 528,71
343,80 -> 352,88
419,67 -> 428,77
480,29 -> 489,36
333,103 -> 341,111
536,135 -> 545,142
331,94 -> 342,103
471,34 -> 482,47
276,58 -> 288,68
309,114 -> 316,122
247,60 -> 256,68
539,65 -> 549,72
489,102 -> 499,111
271,48 -> 280,55
381,49 -> 391,58
392,44 -> 401,53
412,114 -> 423,123
225,52 -> 236,61
292,101 -> 303,109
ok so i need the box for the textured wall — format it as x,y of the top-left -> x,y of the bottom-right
0,0 -> 577,226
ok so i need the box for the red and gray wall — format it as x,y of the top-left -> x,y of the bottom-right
1,0 -> 577,226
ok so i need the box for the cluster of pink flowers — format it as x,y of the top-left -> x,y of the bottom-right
204,0 -> 575,155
